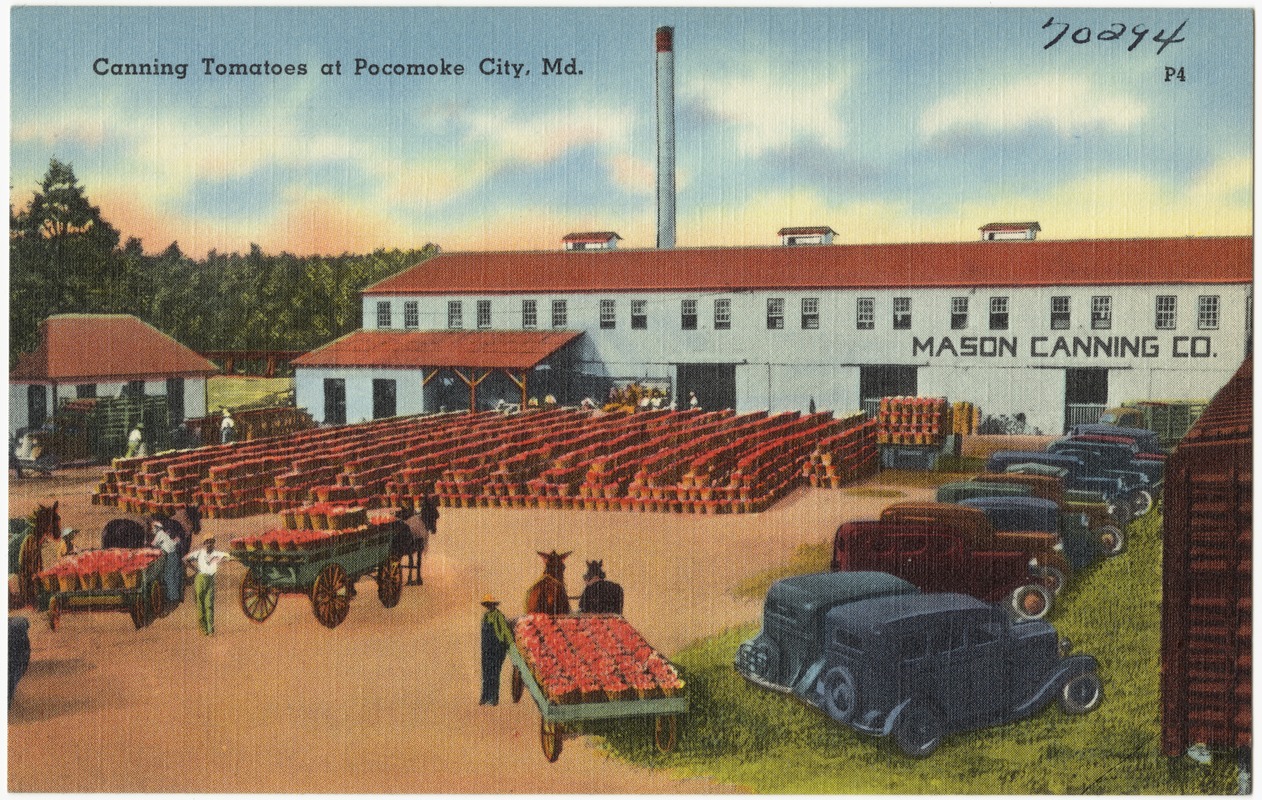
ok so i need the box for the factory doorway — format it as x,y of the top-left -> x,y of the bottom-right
1065,368 -> 1109,431
677,363 -> 735,411
860,365 -> 918,417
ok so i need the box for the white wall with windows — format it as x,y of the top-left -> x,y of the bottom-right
359,282 -> 1249,431
294,367 -> 428,425
9,376 -> 209,435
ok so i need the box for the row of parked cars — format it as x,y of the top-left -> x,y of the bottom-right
734,425 -> 1164,757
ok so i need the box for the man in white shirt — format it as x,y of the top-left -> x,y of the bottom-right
219,410 -> 236,444
185,537 -> 232,635
150,521 -> 182,607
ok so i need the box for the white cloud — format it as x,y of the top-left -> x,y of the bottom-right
461,107 -> 635,164
685,70 -> 850,156
680,155 -> 1250,248
920,75 -> 1147,139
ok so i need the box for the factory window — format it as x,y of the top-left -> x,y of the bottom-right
447,301 -> 463,329
1198,295 -> 1220,330
767,298 -> 785,329
600,299 -> 616,330
631,299 -> 648,329
951,297 -> 968,330
376,301 -> 392,329
403,301 -> 419,329
521,300 -> 537,330
801,297 -> 820,330
552,299 -> 568,329
477,299 -> 492,329
856,297 -> 875,330
1050,296 -> 1070,330
989,297 -> 1009,331
1091,296 -> 1112,330
681,299 -> 698,330
893,297 -> 911,330
714,299 -> 731,330
1155,295 -> 1177,330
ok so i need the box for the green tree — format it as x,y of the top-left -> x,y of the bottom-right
10,159 -> 123,363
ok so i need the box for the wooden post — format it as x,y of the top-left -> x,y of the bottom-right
504,369 -> 528,409
453,368 -> 491,412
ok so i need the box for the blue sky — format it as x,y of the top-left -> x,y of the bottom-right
9,6 -> 1253,257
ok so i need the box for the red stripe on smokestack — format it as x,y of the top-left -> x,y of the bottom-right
656,27 -> 673,52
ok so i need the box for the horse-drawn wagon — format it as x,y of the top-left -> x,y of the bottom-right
230,516 -> 405,629
507,613 -> 688,762
42,548 -> 168,630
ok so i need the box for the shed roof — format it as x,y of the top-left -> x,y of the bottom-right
562,231 -> 622,243
364,236 -> 1250,296
292,330 -> 583,371
979,221 -> 1042,232
777,226 -> 837,236
10,314 -> 218,384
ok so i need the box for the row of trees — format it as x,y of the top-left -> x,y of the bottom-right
10,159 -> 437,366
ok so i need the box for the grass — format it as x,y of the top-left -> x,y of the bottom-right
592,512 -> 1241,793
207,376 -> 295,413
731,542 -> 832,600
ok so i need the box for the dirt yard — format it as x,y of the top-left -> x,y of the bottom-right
8,466 -> 934,793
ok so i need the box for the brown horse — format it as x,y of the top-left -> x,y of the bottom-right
9,502 -> 61,609
524,550 -> 571,615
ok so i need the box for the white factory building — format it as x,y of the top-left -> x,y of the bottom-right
292,225 -> 1252,435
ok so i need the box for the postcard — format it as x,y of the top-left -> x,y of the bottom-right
7,6 -> 1252,794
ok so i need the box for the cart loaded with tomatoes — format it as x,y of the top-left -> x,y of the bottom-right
228,504 -> 406,629
39,548 -> 168,630
508,613 -> 689,762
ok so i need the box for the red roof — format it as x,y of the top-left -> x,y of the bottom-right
364,236 -> 1251,296
10,315 -> 218,384
777,226 -> 837,236
562,232 -> 622,243
292,330 -> 583,370
980,222 -> 1041,232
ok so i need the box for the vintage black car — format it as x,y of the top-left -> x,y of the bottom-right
734,571 -> 919,697
814,591 -> 1102,757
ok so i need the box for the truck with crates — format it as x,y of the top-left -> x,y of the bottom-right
1096,401 -> 1206,451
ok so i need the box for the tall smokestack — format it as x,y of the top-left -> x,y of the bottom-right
655,26 -> 676,249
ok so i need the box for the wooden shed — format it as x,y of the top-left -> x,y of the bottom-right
1160,357 -> 1251,757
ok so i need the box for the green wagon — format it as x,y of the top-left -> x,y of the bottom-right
231,528 -> 403,629
507,635 -> 689,762
45,553 -> 167,631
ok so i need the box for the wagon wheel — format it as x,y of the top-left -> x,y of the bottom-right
540,719 -> 564,762
311,563 -> 351,628
654,715 -> 678,754
129,596 -> 147,629
511,666 -> 525,703
47,596 -> 61,631
376,557 -> 403,609
148,579 -> 165,621
240,570 -> 280,623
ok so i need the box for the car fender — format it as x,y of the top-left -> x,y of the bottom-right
794,658 -> 829,706
1008,654 -> 1100,720
877,696 -> 917,736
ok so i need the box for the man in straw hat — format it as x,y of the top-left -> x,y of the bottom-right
186,537 -> 233,635
479,594 -> 513,705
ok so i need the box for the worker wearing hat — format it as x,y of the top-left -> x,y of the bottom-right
185,537 -> 233,635
125,422 -> 146,458
479,594 -> 513,705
